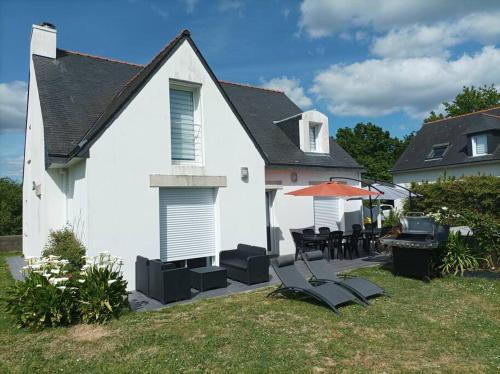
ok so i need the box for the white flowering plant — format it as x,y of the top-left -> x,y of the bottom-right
78,252 -> 129,324
3,255 -> 80,329
3,252 -> 129,329
427,206 -> 460,226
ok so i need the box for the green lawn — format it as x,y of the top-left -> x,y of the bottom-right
1,252 -> 499,373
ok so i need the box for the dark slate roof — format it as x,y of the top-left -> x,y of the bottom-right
33,50 -> 142,159
220,82 -> 361,168
33,31 -> 360,169
392,108 -> 500,173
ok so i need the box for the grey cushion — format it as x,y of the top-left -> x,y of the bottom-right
275,254 -> 295,268
303,250 -> 324,261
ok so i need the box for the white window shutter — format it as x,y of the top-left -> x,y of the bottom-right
170,89 -> 195,160
474,134 -> 487,155
309,126 -> 317,151
159,188 -> 216,262
314,197 -> 340,231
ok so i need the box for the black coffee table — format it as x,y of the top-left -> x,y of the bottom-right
190,266 -> 227,291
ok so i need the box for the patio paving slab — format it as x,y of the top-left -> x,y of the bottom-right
6,253 -> 390,312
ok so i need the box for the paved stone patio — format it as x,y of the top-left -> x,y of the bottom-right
7,253 -> 390,312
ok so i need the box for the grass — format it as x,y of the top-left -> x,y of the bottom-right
0,252 -> 499,373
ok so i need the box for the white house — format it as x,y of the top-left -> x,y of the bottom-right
392,109 -> 500,208
23,24 -> 362,289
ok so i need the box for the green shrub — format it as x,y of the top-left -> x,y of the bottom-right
404,175 -> 500,220
0,177 -> 22,235
42,227 -> 86,273
439,232 -> 481,276
383,209 -> 401,228
3,256 -> 79,329
461,211 -> 500,269
3,252 -> 129,329
78,252 -> 129,324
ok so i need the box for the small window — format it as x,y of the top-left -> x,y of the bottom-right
472,134 -> 488,156
309,124 -> 319,152
427,144 -> 448,159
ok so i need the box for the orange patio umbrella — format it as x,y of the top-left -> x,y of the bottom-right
286,181 -> 381,198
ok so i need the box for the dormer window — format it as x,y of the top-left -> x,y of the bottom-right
309,124 -> 319,152
471,134 -> 487,156
427,143 -> 448,160
169,81 -> 202,164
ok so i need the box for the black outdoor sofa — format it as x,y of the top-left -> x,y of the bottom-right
219,244 -> 270,285
302,251 -> 387,303
269,255 -> 363,315
135,256 -> 191,304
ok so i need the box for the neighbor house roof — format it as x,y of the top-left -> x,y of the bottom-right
32,29 -> 360,170
392,108 -> 500,173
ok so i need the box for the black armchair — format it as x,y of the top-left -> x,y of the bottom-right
135,256 -> 150,296
219,244 -> 269,285
148,259 -> 191,304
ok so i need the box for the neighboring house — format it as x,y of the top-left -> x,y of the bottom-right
23,24 -> 362,288
392,108 -> 500,197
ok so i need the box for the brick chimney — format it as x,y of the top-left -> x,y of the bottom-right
31,22 -> 56,59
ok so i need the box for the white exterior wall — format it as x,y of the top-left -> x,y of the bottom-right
393,162 -> 500,210
266,167 -> 362,256
84,40 -> 266,289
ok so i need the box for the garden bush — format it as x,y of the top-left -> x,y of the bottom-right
42,227 -> 86,273
3,252 -> 129,329
405,175 -> 500,220
439,232 -> 481,276
78,252 -> 129,324
3,256 -> 79,329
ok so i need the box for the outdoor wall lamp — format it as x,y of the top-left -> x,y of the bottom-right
241,167 -> 249,182
290,172 -> 298,183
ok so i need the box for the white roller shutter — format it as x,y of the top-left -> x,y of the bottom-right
159,188 -> 216,262
170,88 -> 195,160
314,197 -> 341,231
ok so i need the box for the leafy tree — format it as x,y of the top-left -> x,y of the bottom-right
334,123 -> 414,181
424,84 -> 500,123
0,177 -> 22,235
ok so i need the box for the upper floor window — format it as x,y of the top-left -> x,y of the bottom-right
169,83 -> 202,163
471,134 -> 487,156
427,143 -> 448,159
309,124 -> 320,152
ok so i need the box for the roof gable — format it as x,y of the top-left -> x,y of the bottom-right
32,29 -> 360,170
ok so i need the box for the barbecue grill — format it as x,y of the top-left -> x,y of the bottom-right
380,215 -> 449,282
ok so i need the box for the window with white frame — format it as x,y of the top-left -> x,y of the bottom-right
471,134 -> 488,156
169,84 -> 202,163
309,124 -> 319,152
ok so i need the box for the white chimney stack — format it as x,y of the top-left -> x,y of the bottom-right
31,22 -> 57,59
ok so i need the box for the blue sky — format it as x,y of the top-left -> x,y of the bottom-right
1,0 -> 500,180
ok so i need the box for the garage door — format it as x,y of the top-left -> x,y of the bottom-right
314,197 -> 341,231
159,188 -> 216,262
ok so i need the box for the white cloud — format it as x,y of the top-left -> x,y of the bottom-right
0,81 -> 27,131
298,0 -> 500,38
310,46 -> 500,118
371,12 -> 500,58
218,0 -> 244,12
180,0 -> 198,13
261,76 -> 313,109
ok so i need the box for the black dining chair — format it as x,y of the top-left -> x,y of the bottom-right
302,228 -> 315,238
328,231 -> 344,260
292,232 -> 315,260
344,225 -> 362,259
318,227 -> 331,237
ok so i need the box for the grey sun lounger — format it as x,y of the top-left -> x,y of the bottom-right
269,255 -> 364,315
303,251 -> 387,304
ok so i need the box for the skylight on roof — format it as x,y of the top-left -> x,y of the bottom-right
426,143 -> 449,160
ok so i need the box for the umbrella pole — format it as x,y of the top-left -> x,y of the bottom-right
368,185 -> 374,256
